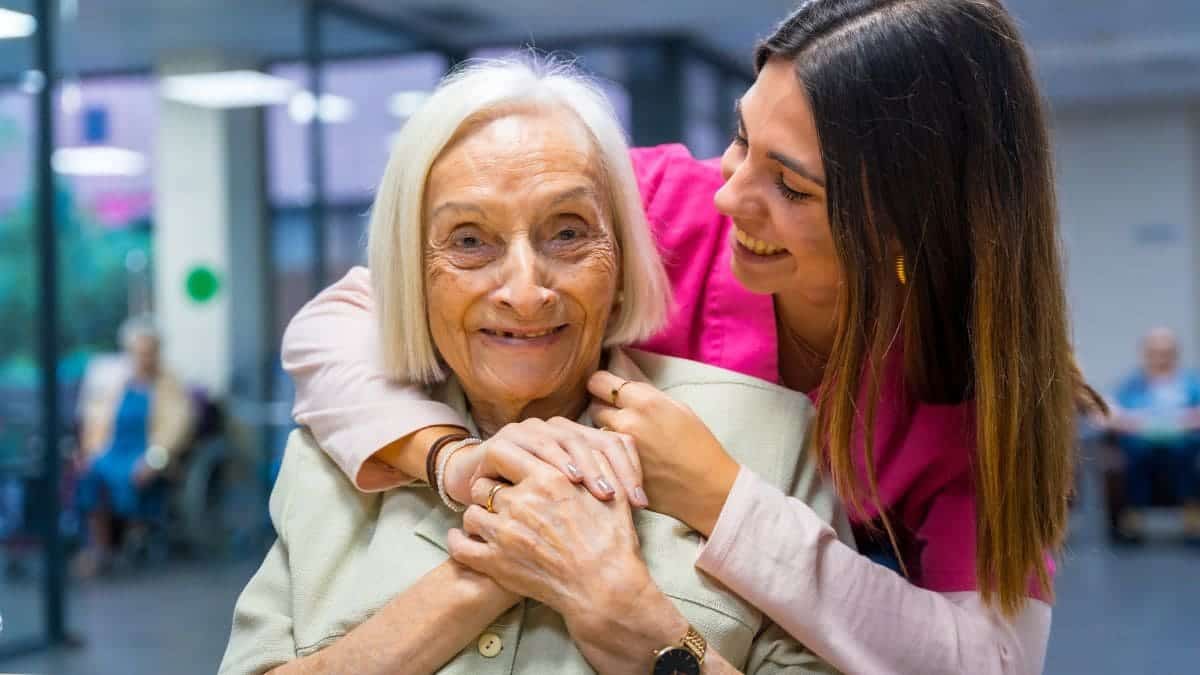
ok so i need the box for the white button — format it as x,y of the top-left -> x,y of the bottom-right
477,631 -> 503,658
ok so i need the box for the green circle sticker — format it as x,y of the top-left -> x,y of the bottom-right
185,265 -> 221,304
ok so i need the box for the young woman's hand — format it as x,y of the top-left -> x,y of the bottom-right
586,371 -> 740,536
442,417 -> 648,508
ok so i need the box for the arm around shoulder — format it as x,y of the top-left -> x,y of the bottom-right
281,266 -> 466,490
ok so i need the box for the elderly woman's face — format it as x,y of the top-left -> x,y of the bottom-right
128,334 -> 160,376
423,109 -> 620,407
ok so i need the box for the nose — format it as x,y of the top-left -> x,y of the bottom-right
493,237 -> 556,317
714,144 -> 766,223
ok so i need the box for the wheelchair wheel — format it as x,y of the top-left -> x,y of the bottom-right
176,437 -> 230,555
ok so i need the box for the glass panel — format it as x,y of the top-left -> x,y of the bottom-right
321,53 -> 446,204
685,59 -> 724,159
0,0 -> 45,649
326,207 -> 369,285
321,11 -> 420,59
54,75 -> 157,339
265,62 -> 311,208
270,207 -> 317,347
470,46 -> 633,135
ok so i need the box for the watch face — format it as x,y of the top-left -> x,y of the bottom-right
653,647 -> 701,675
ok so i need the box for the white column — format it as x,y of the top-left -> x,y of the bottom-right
153,58 -> 268,398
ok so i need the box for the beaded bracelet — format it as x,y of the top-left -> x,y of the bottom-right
436,437 -> 482,512
425,433 -> 470,486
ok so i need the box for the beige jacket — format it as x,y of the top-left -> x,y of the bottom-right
220,349 -> 851,674
80,369 -> 194,461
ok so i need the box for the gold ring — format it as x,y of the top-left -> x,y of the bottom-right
611,380 -> 632,406
486,482 -> 508,514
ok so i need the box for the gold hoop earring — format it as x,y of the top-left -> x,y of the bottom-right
896,256 -> 907,285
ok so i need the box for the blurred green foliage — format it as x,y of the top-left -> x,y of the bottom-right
0,179 -> 152,389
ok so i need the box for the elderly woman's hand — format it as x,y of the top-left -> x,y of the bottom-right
587,371 -> 742,537
446,441 -> 691,674
442,417 -> 649,508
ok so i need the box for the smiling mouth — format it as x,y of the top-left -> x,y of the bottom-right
734,227 -> 789,256
480,325 -> 568,340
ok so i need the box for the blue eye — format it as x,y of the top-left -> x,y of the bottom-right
555,228 -> 579,241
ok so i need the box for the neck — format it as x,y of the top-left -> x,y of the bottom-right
466,378 -> 592,438
774,294 -> 835,393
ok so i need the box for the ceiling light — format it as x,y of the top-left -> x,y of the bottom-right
53,146 -> 147,177
288,91 -> 355,124
0,9 -> 36,40
160,70 -> 297,109
388,90 -> 431,119
19,69 -> 44,95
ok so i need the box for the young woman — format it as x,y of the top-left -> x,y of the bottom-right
281,1 -> 1100,672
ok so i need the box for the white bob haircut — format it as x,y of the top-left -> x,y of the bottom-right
119,314 -> 160,350
367,55 -> 672,384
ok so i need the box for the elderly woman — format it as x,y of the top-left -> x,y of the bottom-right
220,59 -> 848,675
75,315 -> 193,576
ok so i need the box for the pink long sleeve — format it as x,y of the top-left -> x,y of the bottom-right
697,468 -> 1052,675
281,266 -> 466,491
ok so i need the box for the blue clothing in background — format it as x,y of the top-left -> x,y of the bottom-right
76,384 -> 165,520
1114,370 -> 1200,505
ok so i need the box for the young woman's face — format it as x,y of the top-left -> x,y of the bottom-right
714,58 -> 843,312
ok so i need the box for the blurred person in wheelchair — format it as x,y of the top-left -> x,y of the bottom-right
73,315 -> 194,576
1104,327 -> 1200,543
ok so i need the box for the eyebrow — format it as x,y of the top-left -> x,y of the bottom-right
429,201 -> 486,222
734,99 -> 827,189
546,185 -> 599,209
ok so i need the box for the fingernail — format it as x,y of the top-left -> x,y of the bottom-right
634,487 -> 649,507
566,463 -> 582,480
597,478 -> 615,495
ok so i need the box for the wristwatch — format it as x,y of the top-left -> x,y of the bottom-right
652,625 -> 706,675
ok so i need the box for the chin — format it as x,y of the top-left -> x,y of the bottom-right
483,369 -> 566,400
501,376 -> 558,397
730,259 -> 787,295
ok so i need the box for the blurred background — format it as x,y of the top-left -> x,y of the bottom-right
0,1 -> 1196,673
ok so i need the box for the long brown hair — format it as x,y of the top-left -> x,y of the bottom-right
757,0 -> 1101,615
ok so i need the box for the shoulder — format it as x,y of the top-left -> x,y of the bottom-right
631,144 -> 725,223
273,429 -> 374,527
279,428 -> 360,489
624,350 -> 823,502
626,349 -> 798,399
623,349 -> 815,480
